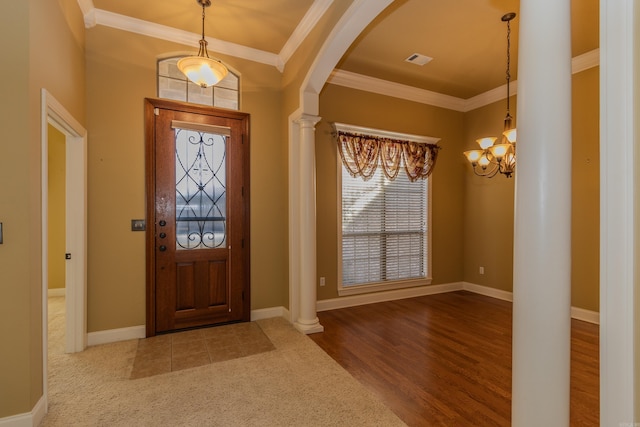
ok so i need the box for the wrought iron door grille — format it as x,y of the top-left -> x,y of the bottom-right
174,128 -> 227,250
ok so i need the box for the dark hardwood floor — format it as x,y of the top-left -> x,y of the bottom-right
309,291 -> 599,427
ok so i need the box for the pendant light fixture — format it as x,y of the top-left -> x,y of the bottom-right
177,0 -> 229,88
464,12 -> 517,178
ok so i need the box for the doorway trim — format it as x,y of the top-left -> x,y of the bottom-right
144,98 -> 251,336
41,89 -> 88,408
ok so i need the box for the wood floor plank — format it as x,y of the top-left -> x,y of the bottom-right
309,291 -> 599,427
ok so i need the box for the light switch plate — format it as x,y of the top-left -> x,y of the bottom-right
131,219 -> 146,231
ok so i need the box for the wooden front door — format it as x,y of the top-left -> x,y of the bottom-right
145,98 -> 250,336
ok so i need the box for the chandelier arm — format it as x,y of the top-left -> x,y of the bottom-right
474,166 -> 499,178
473,160 -> 500,178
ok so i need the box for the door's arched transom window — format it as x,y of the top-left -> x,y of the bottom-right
157,56 -> 240,110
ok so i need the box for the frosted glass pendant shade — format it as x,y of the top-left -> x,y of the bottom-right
503,128 -> 517,143
464,150 -> 484,164
478,155 -> 491,167
489,143 -> 511,159
476,137 -> 497,150
177,56 -> 228,88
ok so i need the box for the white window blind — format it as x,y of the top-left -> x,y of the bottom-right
341,165 -> 427,286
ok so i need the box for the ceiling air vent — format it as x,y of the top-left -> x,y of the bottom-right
405,53 -> 433,66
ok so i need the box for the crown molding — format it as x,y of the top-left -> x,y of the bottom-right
329,49 -> 600,112
77,0 -> 94,18
279,0 -> 334,67
79,0 -> 332,71
327,69 -> 468,111
463,81 -> 518,112
92,9 -> 281,68
77,0 -> 96,27
76,0 -> 600,109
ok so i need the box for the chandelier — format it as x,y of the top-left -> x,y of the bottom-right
177,0 -> 229,88
464,12 -> 517,178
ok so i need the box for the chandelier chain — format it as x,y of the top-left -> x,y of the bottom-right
196,0 -> 212,59
177,0 -> 228,88
505,18 -> 511,113
201,4 -> 205,41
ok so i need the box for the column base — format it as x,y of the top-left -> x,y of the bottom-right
294,319 -> 324,335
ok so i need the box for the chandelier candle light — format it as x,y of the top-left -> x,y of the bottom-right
177,0 -> 229,88
464,12 -> 517,178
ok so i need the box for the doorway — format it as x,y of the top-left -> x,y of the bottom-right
47,124 -> 67,355
145,98 -> 251,336
41,89 -> 88,409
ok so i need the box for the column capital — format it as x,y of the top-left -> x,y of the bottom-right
293,113 -> 321,129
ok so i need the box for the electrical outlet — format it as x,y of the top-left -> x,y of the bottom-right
319,277 -> 326,286
479,266 -> 485,275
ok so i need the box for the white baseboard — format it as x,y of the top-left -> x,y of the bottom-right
317,282 -> 464,312
86,307 -> 291,347
82,283 -> 599,348
251,306 -> 291,322
571,306 -> 600,324
462,282 -> 599,325
315,281 -> 600,325
462,282 -> 513,302
87,325 -> 145,346
47,288 -> 65,297
0,396 -> 45,427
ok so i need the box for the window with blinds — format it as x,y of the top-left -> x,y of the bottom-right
340,164 -> 429,289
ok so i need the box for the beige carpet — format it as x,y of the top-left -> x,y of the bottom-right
43,297 -> 405,426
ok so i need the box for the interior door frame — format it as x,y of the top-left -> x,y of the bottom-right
41,89 -> 88,412
144,98 -> 251,337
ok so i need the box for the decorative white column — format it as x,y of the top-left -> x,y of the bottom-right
512,0 -> 572,425
293,114 -> 324,334
599,1 -> 637,424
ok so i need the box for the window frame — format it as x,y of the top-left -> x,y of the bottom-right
335,123 -> 436,296
156,55 -> 241,110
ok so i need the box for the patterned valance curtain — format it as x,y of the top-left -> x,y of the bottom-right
336,131 -> 440,182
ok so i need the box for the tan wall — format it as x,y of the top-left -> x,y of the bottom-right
56,0 -> 86,51
462,68 -> 600,311
0,2 -> 32,418
29,0 -> 86,412
462,99 -> 516,292
0,0 -> 85,418
84,26 -> 287,332
571,67 -> 600,311
0,0 -> 605,418
48,125 -> 66,290
80,0 -> 361,333
316,84 -> 466,300
635,2 -> 640,417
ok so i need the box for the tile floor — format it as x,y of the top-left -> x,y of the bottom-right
130,322 -> 276,379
